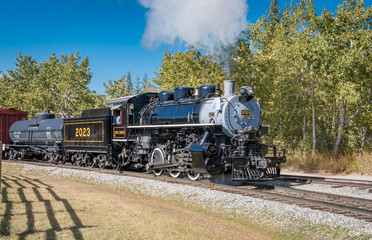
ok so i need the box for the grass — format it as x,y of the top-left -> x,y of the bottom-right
0,163 -> 273,240
1,162 -> 370,240
284,151 -> 372,174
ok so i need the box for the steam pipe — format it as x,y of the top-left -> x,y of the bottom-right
199,131 -> 210,144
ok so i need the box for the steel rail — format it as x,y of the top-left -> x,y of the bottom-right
280,174 -> 372,190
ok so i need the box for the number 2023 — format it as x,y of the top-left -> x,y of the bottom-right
75,127 -> 91,137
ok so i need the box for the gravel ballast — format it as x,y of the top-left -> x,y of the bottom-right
13,163 -> 372,238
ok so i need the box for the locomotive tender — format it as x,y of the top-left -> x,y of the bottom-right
6,80 -> 286,181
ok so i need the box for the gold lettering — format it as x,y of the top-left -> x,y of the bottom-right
74,127 -> 92,138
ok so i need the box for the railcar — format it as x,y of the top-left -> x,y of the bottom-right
6,110 -> 63,161
5,80 -> 286,181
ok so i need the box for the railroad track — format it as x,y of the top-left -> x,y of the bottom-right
280,174 -> 372,190
3,159 -> 372,222
240,182 -> 372,222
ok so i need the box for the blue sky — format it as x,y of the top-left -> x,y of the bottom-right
0,0 -> 370,94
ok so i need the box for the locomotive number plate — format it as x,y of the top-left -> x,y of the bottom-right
64,121 -> 104,142
113,127 -> 126,138
241,110 -> 252,116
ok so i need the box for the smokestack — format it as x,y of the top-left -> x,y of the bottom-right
224,80 -> 236,97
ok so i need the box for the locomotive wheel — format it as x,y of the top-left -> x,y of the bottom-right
111,156 -> 121,170
17,151 -> 25,161
169,171 -> 181,178
150,148 -> 165,176
112,164 -> 121,170
58,156 -> 66,165
75,159 -> 82,166
98,162 -> 105,169
98,159 -> 106,169
153,170 -> 164,176
187,171 -> 200,181
88,160 -> 95,168
53,154 -> 60,165
9,150 -> 17,160
87,155 -> 95,168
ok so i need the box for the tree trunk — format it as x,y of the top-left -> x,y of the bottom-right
311,84 -> 316,156
301,69 -> 307,142
359,126 -> 367,156
310,64 -> 316,156
303,97 -> 307,142
332,100 -> 347,158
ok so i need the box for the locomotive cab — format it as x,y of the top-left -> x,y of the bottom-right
105,92 -> 158,141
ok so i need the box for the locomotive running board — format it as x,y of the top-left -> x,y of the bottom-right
127,123 -> 222,129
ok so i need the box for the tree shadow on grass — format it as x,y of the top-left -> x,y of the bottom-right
0,187 -> 12,236
1,175 -> 95,240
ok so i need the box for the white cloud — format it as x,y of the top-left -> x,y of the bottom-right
138,0 -> 249,51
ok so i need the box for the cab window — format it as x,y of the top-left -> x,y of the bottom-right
113,109 -> 122,125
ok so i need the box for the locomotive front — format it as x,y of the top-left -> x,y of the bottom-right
189,80 -> 286,180
198,80 -> 261,137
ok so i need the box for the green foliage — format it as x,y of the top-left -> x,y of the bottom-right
103,72 -> 150,99
234,0 -> 371,157
0,51 -> 102,118
141,73 -> 150,93
154,49 -> 226,91
152,0 -> 371,158
104,73 -> 132,100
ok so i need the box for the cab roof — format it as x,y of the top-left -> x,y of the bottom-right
104,92 -> 158,110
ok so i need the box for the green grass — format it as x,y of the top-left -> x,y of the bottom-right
0,163 -> 269,240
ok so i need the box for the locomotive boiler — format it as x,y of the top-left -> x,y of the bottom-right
5,80 -> 286,181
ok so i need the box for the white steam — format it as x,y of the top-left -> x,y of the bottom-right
138,0 -> 249,50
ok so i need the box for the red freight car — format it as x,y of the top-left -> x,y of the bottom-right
0,108 -> 28,144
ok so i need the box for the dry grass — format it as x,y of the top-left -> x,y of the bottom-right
0,165 -> 278,240
284,151 -> 372,174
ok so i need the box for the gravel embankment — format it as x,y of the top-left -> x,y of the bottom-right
15,163 -> 372,238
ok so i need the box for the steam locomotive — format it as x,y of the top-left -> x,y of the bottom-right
5,80 -> 286,181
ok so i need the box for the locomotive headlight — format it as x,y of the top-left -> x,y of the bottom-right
240,86 -> 254,96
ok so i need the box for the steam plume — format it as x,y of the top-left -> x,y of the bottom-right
138,0 -> 249,51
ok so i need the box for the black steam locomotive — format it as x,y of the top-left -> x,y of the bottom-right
5,80 -> 286,181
